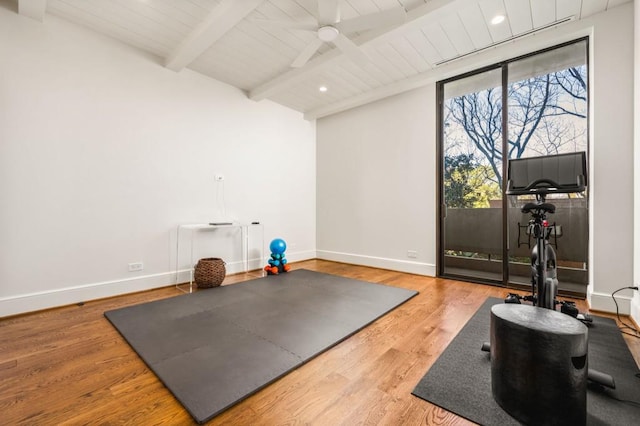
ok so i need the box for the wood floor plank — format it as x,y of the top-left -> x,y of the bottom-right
1,259 -> 638,425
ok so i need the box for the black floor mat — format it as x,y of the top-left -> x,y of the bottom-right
412,297 -> 640,425
105,269 -> 418,423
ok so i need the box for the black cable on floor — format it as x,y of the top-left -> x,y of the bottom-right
612,286 -> 639,339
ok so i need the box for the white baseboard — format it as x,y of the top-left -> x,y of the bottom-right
0,271 -> 176,318
0,253 -> 318,318
282,249 -> 316,264
631,295 -> 640,326
0,258 -> 252,317
589,291 -> 634,315
316,250 -> 435,276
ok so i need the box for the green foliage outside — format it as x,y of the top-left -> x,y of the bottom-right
444,153 -> 501,208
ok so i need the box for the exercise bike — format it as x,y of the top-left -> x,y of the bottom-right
503,183 -> 591,323
498,152 -> 589,319
482,152 -> 615,390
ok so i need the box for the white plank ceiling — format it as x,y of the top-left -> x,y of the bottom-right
13,0 -> 631,119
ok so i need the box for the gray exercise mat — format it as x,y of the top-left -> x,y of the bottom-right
105,269 -> 417,423
412,297 -> 640,425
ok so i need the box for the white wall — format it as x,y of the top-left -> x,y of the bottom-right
587,3 -> 635,314
317,87 -> 436,276
633,0 -> 640,325
316,3 -> 635,314
0,4 -> 316,317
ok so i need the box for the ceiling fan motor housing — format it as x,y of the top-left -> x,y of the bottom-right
318,26 -> 339,42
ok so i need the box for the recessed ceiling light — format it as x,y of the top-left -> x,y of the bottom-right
319,86 -> 328,92
491,14 -> 505,25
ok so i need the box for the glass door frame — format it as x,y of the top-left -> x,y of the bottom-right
436,37 -> 590,291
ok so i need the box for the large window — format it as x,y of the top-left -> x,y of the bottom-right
438,39 -> 589,296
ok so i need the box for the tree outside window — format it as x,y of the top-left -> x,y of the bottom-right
444,65 -> 587,203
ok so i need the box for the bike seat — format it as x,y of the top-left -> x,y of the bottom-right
521,202 -> 556,214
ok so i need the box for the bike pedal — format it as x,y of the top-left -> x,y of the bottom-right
561,302 -> 579,318
505,293 -> 521,304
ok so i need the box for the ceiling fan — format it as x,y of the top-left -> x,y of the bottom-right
256,0 -> 407,68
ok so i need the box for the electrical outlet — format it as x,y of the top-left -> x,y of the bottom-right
407,250 -> 418,259
128,262 -> 143,272
215,174 -> 224,182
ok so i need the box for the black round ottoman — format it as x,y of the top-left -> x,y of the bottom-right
490,303 -> 588,425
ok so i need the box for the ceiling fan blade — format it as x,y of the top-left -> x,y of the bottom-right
336,7 -> 406,34
251,18 -> 317,31
291,38 -> 324,68
331,33 -> 369,67
318,0 -> 340,24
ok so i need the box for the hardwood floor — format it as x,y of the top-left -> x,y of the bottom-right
1,260 -> 638,425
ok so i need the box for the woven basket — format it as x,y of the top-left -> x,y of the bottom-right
194,258 -> 226,288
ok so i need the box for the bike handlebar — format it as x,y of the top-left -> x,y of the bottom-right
506,176 -> 586,195
523,178 -> 561,191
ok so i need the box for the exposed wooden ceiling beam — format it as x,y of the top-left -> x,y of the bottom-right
165,0 -> 265,72
248,0 -> 466,102
18,0 -> 47,22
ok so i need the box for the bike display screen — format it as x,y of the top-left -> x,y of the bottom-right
506,152 -> 587,195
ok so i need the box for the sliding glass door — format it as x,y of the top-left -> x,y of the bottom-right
440,68 -> 504,283
438,39 -> 589,295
